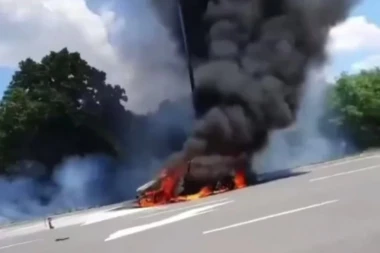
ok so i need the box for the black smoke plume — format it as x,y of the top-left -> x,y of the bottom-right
156,0 -> 359,170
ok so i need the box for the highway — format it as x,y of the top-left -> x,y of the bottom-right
1,153 -> 380,253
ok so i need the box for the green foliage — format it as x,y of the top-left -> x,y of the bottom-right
328,68 -> 380,147
0,48 -> 128,172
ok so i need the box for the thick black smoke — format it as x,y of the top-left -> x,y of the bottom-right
159,0 -> 359,167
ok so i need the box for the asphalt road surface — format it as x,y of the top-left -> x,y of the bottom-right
1,153 -> 380,253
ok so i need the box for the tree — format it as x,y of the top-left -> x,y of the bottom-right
0,48 -> 128,173
327,68 -> 380,148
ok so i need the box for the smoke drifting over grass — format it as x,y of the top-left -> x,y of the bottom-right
0,97 -> 193,224
0,154 -> 161,224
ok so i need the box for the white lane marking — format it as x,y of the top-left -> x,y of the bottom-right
138,198 -> 229,219
82,207 -> 159,226
305,155 -> 380,171
309,165 -> 380,182
105,200 -> 233,241
0,239 -> 42,250
203,199 -> 338,235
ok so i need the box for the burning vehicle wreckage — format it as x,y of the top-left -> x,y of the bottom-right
135,154 -> 252,207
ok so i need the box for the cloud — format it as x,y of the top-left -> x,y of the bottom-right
0,0 -> 189,113
328,16 -> 380,53
326,15 -> 380,76
0,0 -> 124,74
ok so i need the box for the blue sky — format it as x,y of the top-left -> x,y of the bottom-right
0,67 -> 13,96
0,0 -> 378,99
352,0 -> 379,20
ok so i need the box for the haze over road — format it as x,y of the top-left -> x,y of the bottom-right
1,153 -> 380,253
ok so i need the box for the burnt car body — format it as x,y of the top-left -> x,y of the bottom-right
135,155 -> 250,206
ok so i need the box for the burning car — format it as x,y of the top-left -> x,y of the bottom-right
135,154 -> 249,207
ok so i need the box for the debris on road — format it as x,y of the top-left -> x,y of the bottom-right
55,237 -> 70,242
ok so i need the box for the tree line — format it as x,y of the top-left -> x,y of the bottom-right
0,48 -> 190,175
0,48 -> 379,174
322,68 -> 380,150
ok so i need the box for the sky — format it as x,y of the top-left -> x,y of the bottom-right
0,0 -> 379,112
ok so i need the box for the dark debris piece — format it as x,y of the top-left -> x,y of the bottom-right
55,237 -> 70,242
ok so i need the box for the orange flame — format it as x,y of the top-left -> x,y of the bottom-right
137,167 -> 248,208
177,186 -> 213,201
234,168 -> 247,189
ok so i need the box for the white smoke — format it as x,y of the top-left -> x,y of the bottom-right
252,67 -> 345,173
0,154 -> 167,224
104,0 -> 190,113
